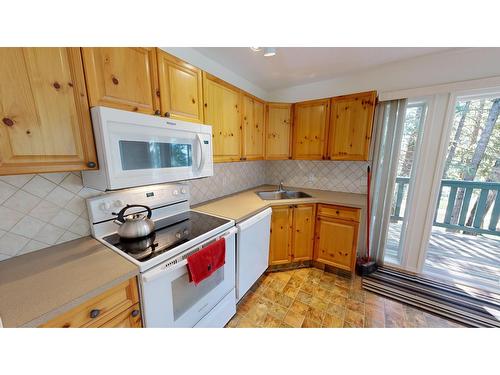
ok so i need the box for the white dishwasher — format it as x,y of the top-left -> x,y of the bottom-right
236,208 -> 272,301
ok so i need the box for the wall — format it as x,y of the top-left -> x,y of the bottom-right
267,48 -> 500,102
187,161 -> 266,205
0,160 -> 366,260
266,160 -> 367,194
0,172 -> 102,261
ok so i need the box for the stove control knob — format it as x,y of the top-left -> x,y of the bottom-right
175,232 -> 182,239
183,229 -> 189,235
181,188 -> 187,194
172,190 -> 179,196
100,202 -> 112,211
114,199 -> 125,207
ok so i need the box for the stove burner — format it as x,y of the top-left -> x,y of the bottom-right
102,211 -> 230,263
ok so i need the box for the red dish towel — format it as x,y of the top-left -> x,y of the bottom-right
187,238 -> 226,285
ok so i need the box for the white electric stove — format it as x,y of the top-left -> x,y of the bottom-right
86,183 -> 236,328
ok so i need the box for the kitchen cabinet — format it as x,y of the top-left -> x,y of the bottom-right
328,91 -> 376,160
82,47 -> 160,114
313,204 -> 360,273
292,99 -> 330,160
0,47 -> 98,175
203,72 -> 242,163
40,277 -> 142,328
265,103 -> 292,160
269,204 -> 315,265
242,94 -> 265,160
157,49 -> 204,123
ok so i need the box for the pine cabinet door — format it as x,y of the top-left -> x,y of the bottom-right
269,206 -> 293,265
203,73 -> 241,162
157,49 -> 204,123
328,91 -> 376,160
82,47 -> 160,114
242,95 -> 265,160
291,204 -> 316,262
0,48 -> 97,175
292,99 -> 330,159
314,216 -> 358,272
265,103 -> 292,160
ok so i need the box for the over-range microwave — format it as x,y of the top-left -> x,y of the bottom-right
83,107 -> 213,191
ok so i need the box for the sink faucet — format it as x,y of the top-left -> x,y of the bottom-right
278,181 -> 285,191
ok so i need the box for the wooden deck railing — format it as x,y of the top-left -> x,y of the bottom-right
391,177 -> 500,236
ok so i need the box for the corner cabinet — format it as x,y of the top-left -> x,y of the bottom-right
81,47 -> 160,114
327,91 -> 376,161
269,204 -> 316,265
265,103 -> 292,160
241,95 -> 265,160
313,204 -> 360,273
0,48 -> 98,175
292,99 -> 330,160
40,277 -> 142,328
157,49 -> 204,123
203,73 -> 242,163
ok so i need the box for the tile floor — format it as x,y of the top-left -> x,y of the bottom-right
226,267 -> 465,328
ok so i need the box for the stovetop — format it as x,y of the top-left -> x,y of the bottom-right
102,211 -> 231,262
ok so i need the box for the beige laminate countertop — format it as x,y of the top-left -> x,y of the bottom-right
193,185 -> 366,223
0,236 -> 138,328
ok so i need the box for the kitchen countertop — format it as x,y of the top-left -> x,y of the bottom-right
193,185 -> 366,223
0,236 -> 138,328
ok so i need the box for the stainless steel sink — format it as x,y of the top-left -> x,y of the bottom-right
256,190 -> 312,200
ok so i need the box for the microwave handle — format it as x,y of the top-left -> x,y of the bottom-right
196,133 -> 206,171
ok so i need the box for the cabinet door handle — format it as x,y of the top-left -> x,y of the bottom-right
87,161 -> 97,168
2,117 -> 14,127
154,110 -> 161,115
164,112 -> 171,117
89,309 -> 100,319
131,309 -> 140,318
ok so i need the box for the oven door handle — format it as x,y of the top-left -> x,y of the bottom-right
196,133 -> 206,171
142,227 -> 237,284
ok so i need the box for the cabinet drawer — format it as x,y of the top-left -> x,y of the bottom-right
98,303 -> 142,328
317,204 -> 360,222
41,278 -> 139,328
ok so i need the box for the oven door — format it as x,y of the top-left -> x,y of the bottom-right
140,228 -> 236,328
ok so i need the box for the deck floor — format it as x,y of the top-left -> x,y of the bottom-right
385,222 -> 500,295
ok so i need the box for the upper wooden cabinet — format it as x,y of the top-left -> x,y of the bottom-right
292,99 -> 330,160
157,49 -> 204,123
0,48 -> 97,175
241,95 -> 265,160
328,91 -> 376,160
265,103 -> 292,160
82,47 -> 160,114
203,73 -> 242,163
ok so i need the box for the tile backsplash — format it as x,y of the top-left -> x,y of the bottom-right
0,160 -> 366,261
0,172 -> 102,261
266,160 -> 368,194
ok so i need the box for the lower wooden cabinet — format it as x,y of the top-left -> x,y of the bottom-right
269,204 -> 315,265
40,277 -> 142,328
313,204 -> 360,273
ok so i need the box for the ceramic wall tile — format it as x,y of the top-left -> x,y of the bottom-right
0,159 -> 366,261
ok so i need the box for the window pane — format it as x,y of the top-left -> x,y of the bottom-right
119,140 -> 192,170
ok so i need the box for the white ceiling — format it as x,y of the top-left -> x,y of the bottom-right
193,47 -> 456,91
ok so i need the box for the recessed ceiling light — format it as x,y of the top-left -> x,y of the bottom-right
264,47 -> 276,57
250,47 -> 262,52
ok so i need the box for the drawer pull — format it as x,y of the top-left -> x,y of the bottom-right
336,210 -> 340,214
131,309 -> 140,318
90,309 -> 100,319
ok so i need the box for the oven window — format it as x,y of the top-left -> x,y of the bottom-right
171,267 -> 224,321
119,140 -> 192,170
